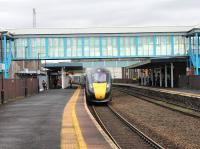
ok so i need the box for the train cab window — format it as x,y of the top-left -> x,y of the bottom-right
92,72 -> 107,83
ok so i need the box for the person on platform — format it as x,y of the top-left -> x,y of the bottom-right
69,78 -> 73,88
54,79 -> 58,89
42,80 -> 47,90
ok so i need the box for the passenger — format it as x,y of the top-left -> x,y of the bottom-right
146,76 -> 149,86
138,77 -> 141,85
149,77 -> 152,86
153,73 -> 155,86
156,73 -> 160,86
42,80 -> 47,91
54,79 -> 58,89
69,78 -> 72,88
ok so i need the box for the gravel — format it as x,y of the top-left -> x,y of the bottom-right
111,89 -> 200,149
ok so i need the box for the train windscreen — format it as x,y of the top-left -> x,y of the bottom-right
92,72 -> 107,83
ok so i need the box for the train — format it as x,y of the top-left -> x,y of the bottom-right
71,74 -> 86,87
85,68 -> 112,104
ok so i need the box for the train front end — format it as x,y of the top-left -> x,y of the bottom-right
85,68 -> 112,104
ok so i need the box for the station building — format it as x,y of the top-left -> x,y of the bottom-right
0,26 -> 200,89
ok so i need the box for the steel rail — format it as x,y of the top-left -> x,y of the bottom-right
91,105 -> 122,149
107,105 -> 164,149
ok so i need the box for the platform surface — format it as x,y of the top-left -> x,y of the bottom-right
60,86 -> 115,149
76,89 -> 114,149
0,87 -> 114,149
0,89 -> 74,149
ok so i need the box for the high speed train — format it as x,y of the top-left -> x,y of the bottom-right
85,68 -> 112,104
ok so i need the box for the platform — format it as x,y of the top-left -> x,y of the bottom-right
113,83 -> 200,111
0,87 -> 116,149
113,83 -> 200,98
61,86 -> 116,149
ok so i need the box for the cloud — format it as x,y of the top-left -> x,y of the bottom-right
0,0 -> 199,28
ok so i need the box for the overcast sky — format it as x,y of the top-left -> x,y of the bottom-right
0,0 -> 200,28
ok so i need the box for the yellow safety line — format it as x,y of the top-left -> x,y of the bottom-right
61,86 -> 87,149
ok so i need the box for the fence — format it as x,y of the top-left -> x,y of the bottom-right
178,75 -> 200,90
0,78 -> 39,103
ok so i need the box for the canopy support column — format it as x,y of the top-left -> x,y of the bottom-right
165,65 -> 168,88
160,67 -> 162,87
171,63 -> 174,88
61,67 -> 66,89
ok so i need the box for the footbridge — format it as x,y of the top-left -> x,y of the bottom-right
0,26 -> 200,78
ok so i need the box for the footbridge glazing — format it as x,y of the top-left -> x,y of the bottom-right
12,33 -> 188,60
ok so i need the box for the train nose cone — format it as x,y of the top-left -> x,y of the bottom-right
93,83 -> 107,100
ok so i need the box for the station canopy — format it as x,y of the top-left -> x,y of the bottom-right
42,62 -> 83,71
126,57 -> 187,69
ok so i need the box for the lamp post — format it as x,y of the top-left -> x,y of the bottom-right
37,52 -> 41,92
0,33 -> 4,104
37,52 -> 40,74
37,52 -> 45,73
37,52 -> 47,92
24,46 -> 28,96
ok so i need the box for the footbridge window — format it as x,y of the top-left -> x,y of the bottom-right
48,38 -> 64,58
174,36 -> 185,55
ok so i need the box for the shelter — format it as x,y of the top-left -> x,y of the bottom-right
43,62 -> 83,89
127,57 -> 187,88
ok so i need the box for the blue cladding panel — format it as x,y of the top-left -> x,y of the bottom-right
45,38 -> 49,58
111,37 -> 114,56
3,34 -> 9,79
99,37 -> 103,57
27,38 -> 31,58
189,37 -> 191,51
88,37 -> 90,57
9,40 -> 12,57
76,38 -> 78,57
153,34 -> 156,56
135,36 -> 138,56
171,34 -> 174,55
3,35 -> 7,63
117,37 -> 120,56
81,37 -> 84,57
105,37 -> 108,56
195,32 -> 199,75
188,37 -> 192,67
63,38 -> 67,57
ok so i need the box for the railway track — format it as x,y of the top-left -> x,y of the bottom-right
90,104 -> 164,149
114,86 -> 200,118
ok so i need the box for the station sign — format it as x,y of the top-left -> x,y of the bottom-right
0,63 -> 5,70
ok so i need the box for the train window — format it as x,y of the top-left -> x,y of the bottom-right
92,72 -> 107,83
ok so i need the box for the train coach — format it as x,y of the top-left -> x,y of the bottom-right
85,68 -> 112,104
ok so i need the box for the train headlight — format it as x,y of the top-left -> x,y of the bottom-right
89,84 -> 94,92
89,84 -> 93,89
106,83 -> 111,92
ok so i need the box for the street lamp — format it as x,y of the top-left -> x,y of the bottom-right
37,52 -> 40,74
37,52 -> 48,91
